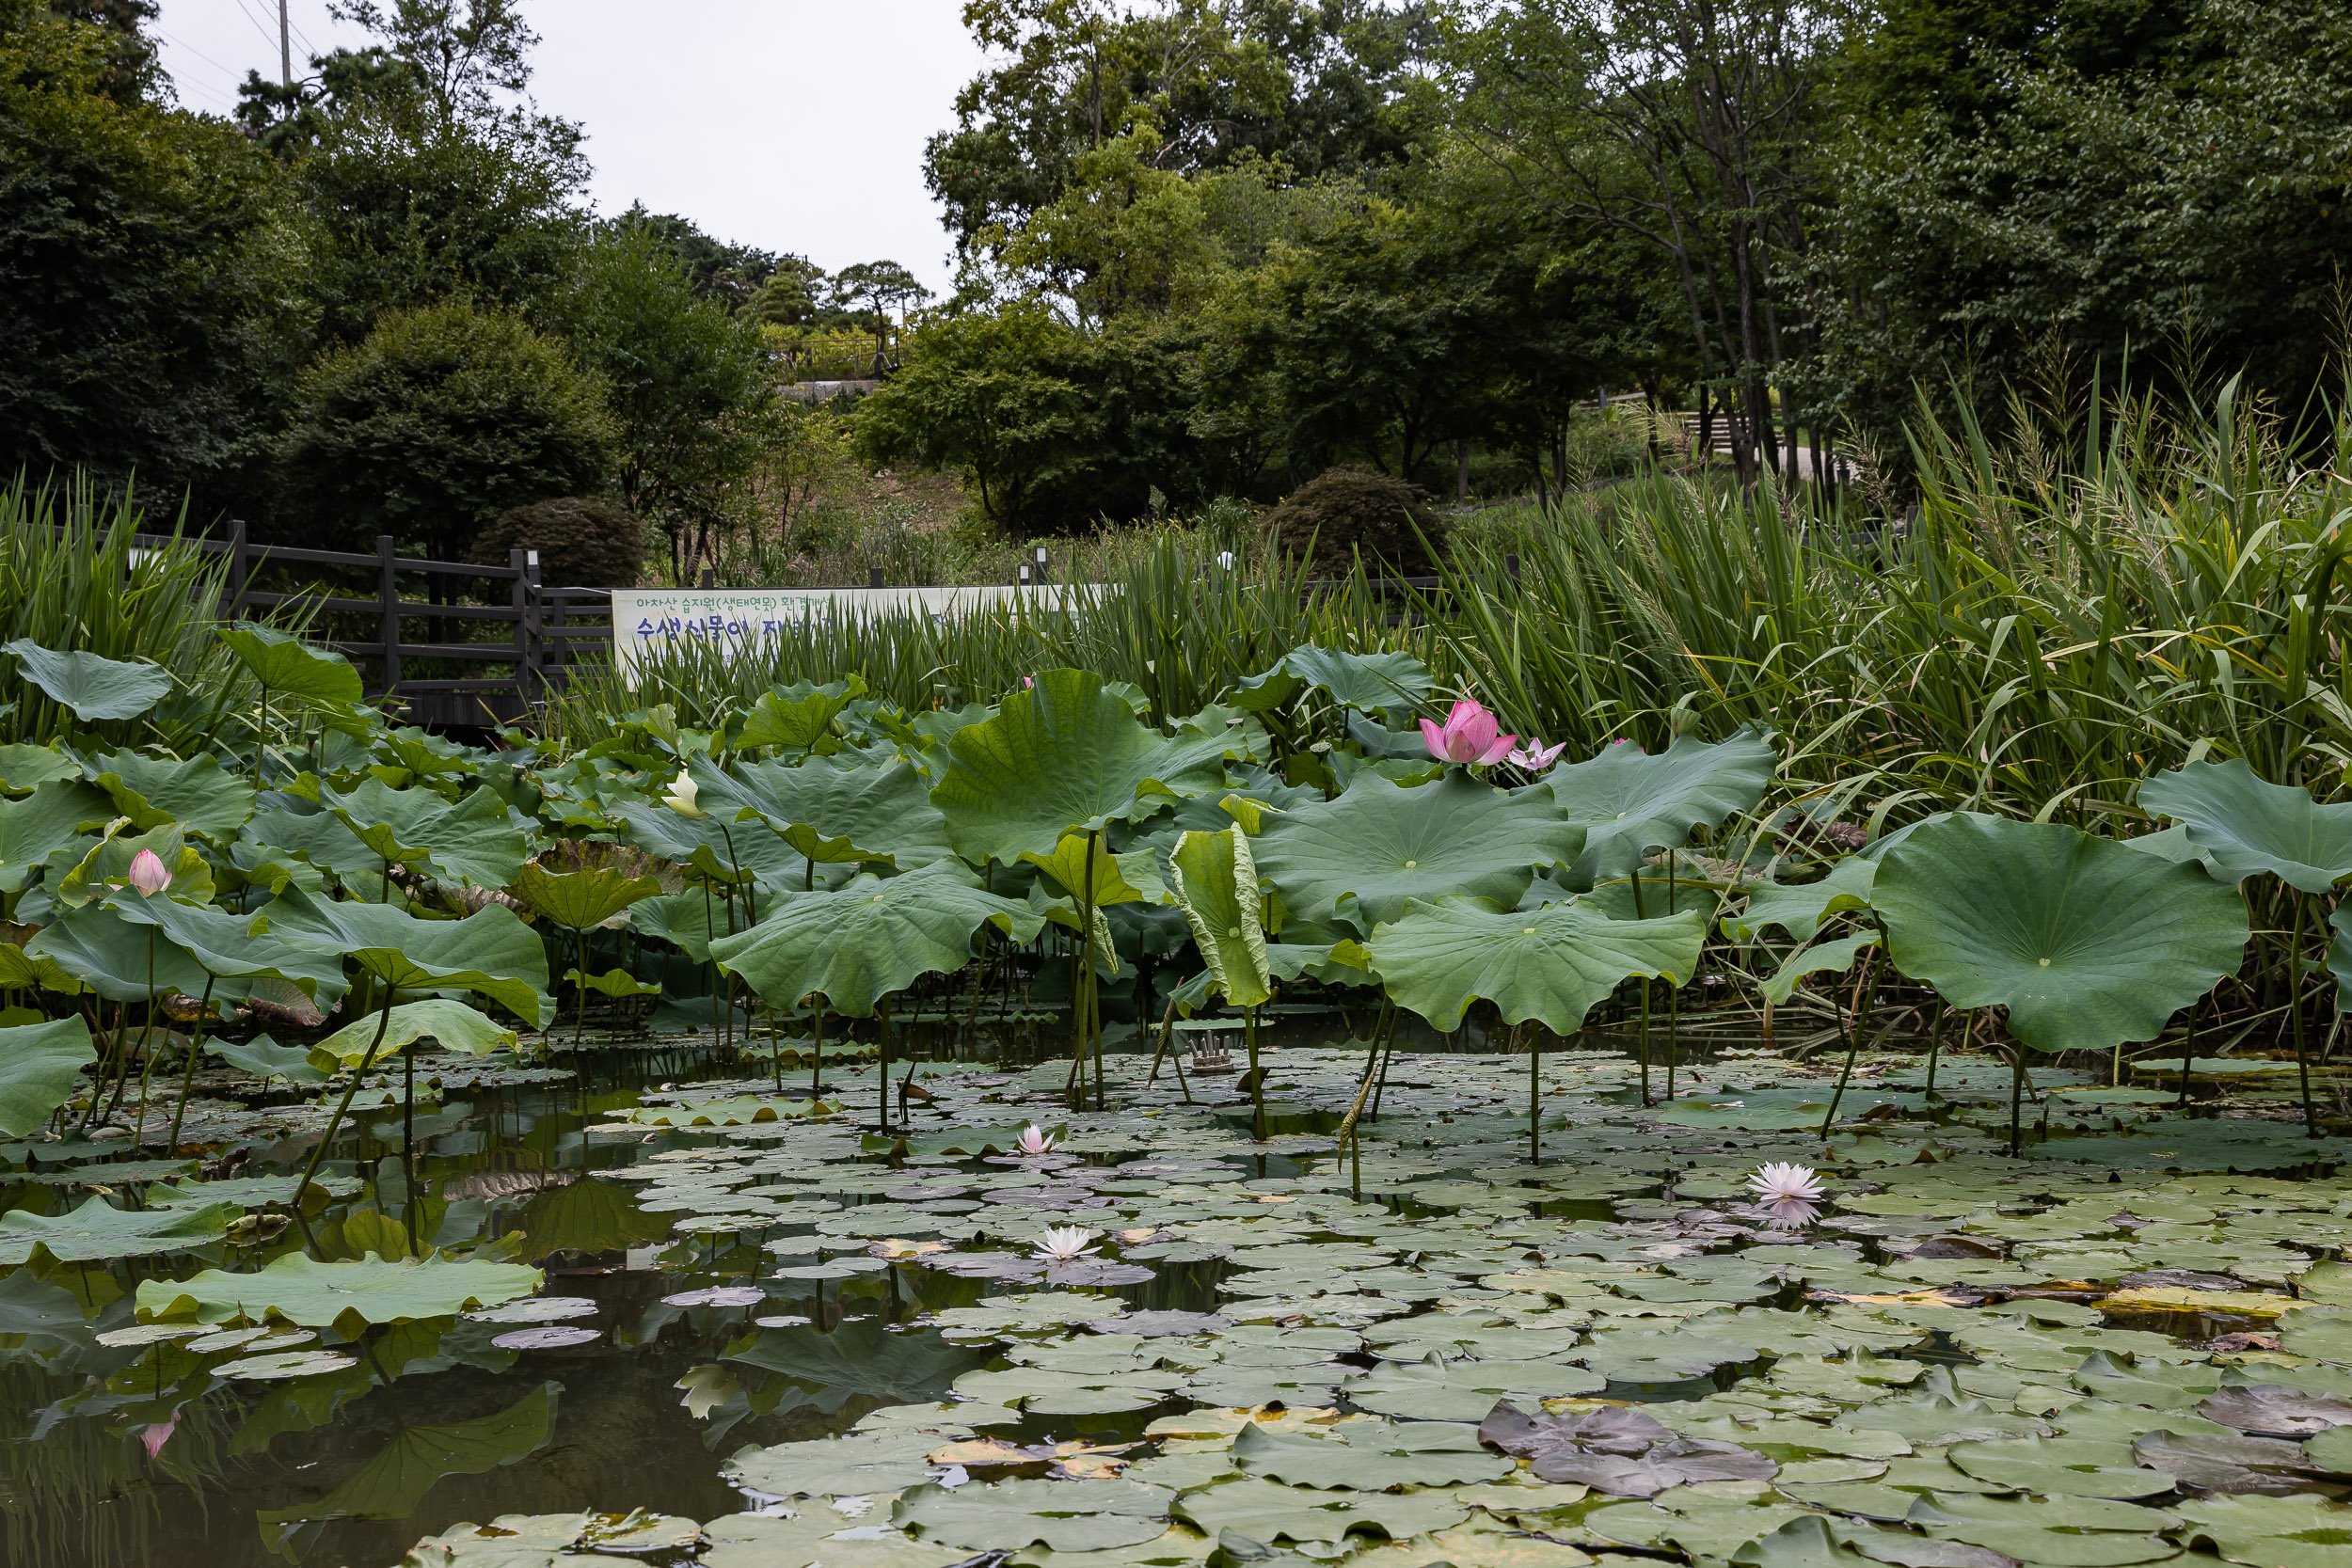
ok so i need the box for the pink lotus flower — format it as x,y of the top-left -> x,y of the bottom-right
1420,700 -> 1516,766
1508,739 -> 1566,771
1013,1123 -> 1057,1156
125,848 -> 170,897
139,1418 -> 175,1459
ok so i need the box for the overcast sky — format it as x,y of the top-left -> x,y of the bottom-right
151,1 -> 986,295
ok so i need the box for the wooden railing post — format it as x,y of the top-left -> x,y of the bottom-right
509,547 -> 531,707
376,534 -> 402,694
522,549 -> 543,700
548,581 -> 568,687
222,519 -> 249,620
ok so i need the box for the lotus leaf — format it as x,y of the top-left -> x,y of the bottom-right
1173,1478 -> 1469,1546
512,861 -> 660,930
137,1250 -> 542,1335
1541,729 -> 1776,884
105,892 -> 345,1000
1761,931 -> 1881,1006
2177,1491 -> 2352,1568
699,752 -> 955,868
619,799 -> 809,886
26,902 -> 240,1004
207,1033 -> 330,1085
86,749 -> 255,839
724,1430 -> 944,1497
1906,1492 -> 2180,1567
1229,1418 -> 1510,1490
1367,897 -> 1705,1033
310,999 -> 516,1068
1946,1435 -> 2175,1497
217,623 -> 363,704
1231,646 -> 1434,716
930,670 -> 1241,864
0,779 -> 112,893
1169,825 -> 1272,1008
896,1479 -> 1176,1551
0,742 -> 80,793
1254,772 -> 1586,931
712,862 -> 1044,1018
255,891 -> 551,1023
0,1014 -> 94,1137
0,1194 -> 228,1264
1344,1354 -> 1604,1420
54,822 -> 212,908
1871,814 -> 2249,1053
319,780 -> 530,890
2139,758 -> 2352,894
1582,1489 -> 1811,1560
4,640 -> 171,721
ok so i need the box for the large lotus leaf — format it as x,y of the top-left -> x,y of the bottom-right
27,901 -> 243,1004
0,1015 -> 95,1137
511,861 -> 660,930
1254,771 -> 1587,931
1232,646 -> 1435,715
618,799 -> 806,885
1945,1435 -> 2176,1498
2177,1493 -> 2352,1568
0,939 -> 86,994
136,1250 -> 542,1336
1176,1478 -> 1468,1546
104,893 -> 344,999
697,752 -> 955,868
630,892 -> 722,962
1169,825 -> 1272,1008
243,804 -> 389,883
1231,1419 -> 1510,1489
218,623 -> 364,705
1365,897 -> 1705,1033
737,676 -> 865,752
896,1480 -> 1175,1552
724,1431 -> 944,1497
3,640 -> 171,721
1023,831 -> 1155,908
0,779 -> 113,893
710,861 -> 1045,1018
0,1195 -> 228,1265
323,780 -> 529,890
86,749 -> 256,840
1871,814 -> 2249,1053
2140,757 -> 2352,893
1543,729 -> 1777,884
930,669 -> 1239,864
253,890 -> 551,1023
1725,857 -> 1880,943
253,1382 -> 556,1544
1905,1493 -> 2180,1566
0,743 -> 80,793
310,999 -> 516,1069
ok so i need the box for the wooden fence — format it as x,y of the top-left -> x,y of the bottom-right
158,523 -> 615,730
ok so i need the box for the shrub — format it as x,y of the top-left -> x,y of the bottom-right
471,496 -> 646,587
273,299 -> 614,560
1264,465 -> 1449,578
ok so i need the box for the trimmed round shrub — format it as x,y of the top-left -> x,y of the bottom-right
1264,466 -> 1449,578
472,497 -> 647,587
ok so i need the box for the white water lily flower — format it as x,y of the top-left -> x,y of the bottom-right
1030,1227 -> 1100,1263
1013,1123 -> 1057,1156
662,770 -> 703,817
1746,1162 -> 1825,1229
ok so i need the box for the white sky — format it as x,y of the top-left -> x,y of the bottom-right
151,1 -> 986,295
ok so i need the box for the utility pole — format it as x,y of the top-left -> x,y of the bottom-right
279,0 -> 292,87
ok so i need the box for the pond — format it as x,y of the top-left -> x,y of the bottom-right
8,1024 -> 2352,1568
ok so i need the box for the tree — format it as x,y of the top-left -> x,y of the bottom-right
274,299 -> 614,560
235,0 -> 587,343
625,204 -> 779,310
546,219 -> 784,581
0,0 -> 309,507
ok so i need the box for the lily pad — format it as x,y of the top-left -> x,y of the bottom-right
895,1480 -> 1176,1552
1172,1478 -> 1469,1546
1905,1492 -> 2180,1566
1231,1419 -> 1511,1490
2176,1492 -> 2352,1568
136,1250 -> 542,1336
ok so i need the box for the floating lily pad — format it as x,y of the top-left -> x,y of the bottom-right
215,1349 -> 358,1380
894,1480 -> 1176,1552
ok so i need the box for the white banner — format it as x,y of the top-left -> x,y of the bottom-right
606,585 -> 1100,688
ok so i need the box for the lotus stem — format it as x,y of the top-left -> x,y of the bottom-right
1528,1021 -> 1542,1164
1820,943 -> 1884,1137
2175,1000 -> 2200,1107
403,1045 -> 418,1255
1247,1005 -> 1264,1142
2007,1040 -> 2026,1157
294,985 -> 400,1259
1336,1001 -> 1391,1195
166,975 -> 218,1157
128,930 -> 162,1144
1147,994 -> 1179,1084
877,998 -> 893,1132
1665,973 -> 1680,1101
1922,1001 -> 1947,1096
2291,894 -> 2320,1138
